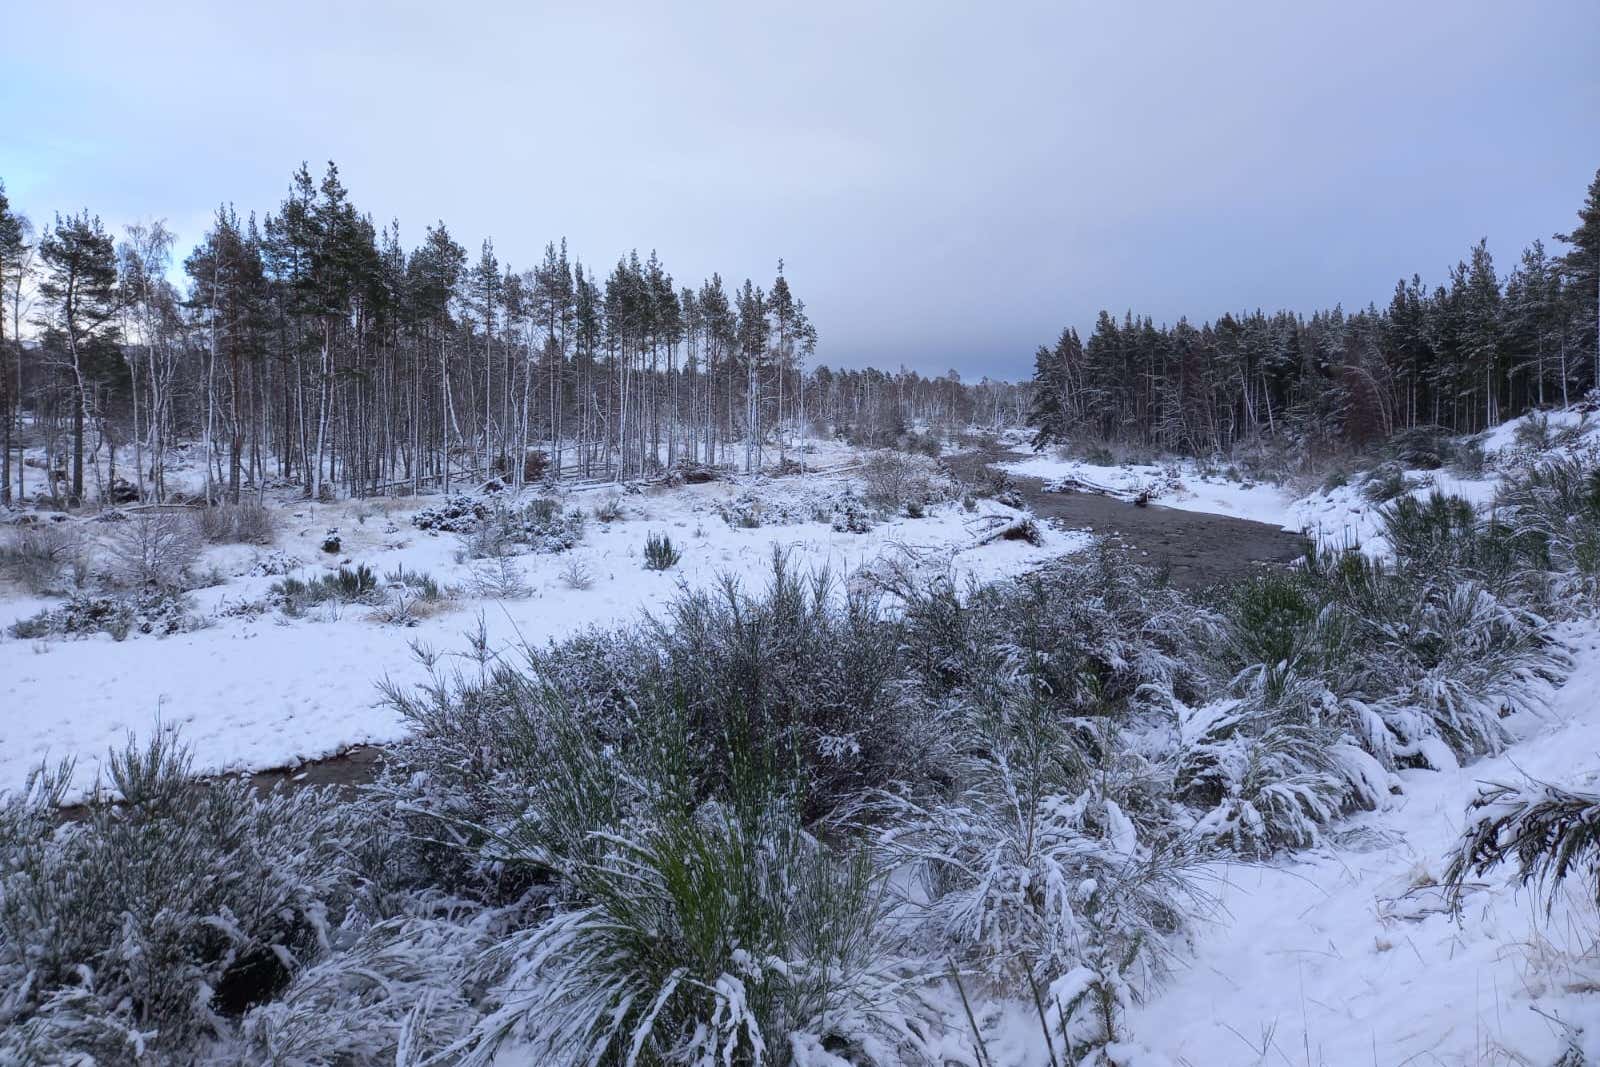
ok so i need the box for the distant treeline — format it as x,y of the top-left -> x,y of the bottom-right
1029,168 -> 1600,455
0,164 -> 1027,506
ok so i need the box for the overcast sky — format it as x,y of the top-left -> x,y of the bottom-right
4,1 -> 1597,379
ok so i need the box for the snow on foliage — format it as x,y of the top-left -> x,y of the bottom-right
6,425 -> 1600,1063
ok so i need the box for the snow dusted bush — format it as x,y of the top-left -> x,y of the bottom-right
106,511 -> 202,589
468,550 -> 533,599
829,495 -> 875,533
1298,533 -> 1561,769
1219,494 -> 1566,784
0,731 -> 364,1063
1176,702 -> 1355,855
859,450 -> 943,513
467,795 -> 923,1066
233,910 -> 485,1066
1380,491 -> 1540,601
879,702 -> 1202,992
459,497 -> 587,559
372,599 -> 944,1062
713,482 -> 883,533
369,565 -> 454,624
901,547 -> 1213,721
866,552 -> 1222,1058
270,563 -> 382,616
1360,462 -> 1412,503
641,556 -> 948,815
1496,457 -> 1600,600
411,493 -> 489,534
0,519 -> 87,594
197,499 -> 277,545
642,530 -> 681,570
8,586 -> 203,640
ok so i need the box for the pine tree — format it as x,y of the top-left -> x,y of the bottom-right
36,210 -> 124,503
1556,167 -> 1600,393
1462,239 -> 1503,428
186,206 -> 269,502
0,180 -> 30,504
1026,328 -> 1080,450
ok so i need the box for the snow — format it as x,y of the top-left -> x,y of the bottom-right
1002,449 -> 1509,555
11,421 -> 1600,1062
1000,453 -> 1303,529
0,460 -> 1087,801
1128,621 -> 1600,1065
1288,469 -> 1501,556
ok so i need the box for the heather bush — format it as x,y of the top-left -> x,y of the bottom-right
0,732 -> 363,1063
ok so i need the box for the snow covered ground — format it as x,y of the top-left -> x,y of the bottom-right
8,415 -> 1600,1063
0,452 -> 1083,801
1129,622 -> 1600,1066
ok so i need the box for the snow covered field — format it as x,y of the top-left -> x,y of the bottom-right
0,450 -> 1082,800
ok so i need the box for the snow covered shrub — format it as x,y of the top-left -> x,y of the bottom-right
876,632 -> 1208,987
1383,424 -> 1454,471
1361,463 -> 1411,503
382,555 -> 944,874
7,586 -> 203,640
1220,490 -> 1564,777
371,565 -> 452,624
270,564 -> 381,615
559,556 -> 594,590
860,450 -> 939,513
520,498 -> 586,552
878,556 -> 1217,1004
197,499 -> 277,545
106,510 -> 202,588
1220,571 -> 1319,704
1261,544 -> 1563,770
909,547 -> 1214,722
376,647 -> 648,899
459,498 -> 585,560
466,797 -> 920,1067
1380,491 -> 1540,601
1514,411 -> 1559,452
0,732 -> 363,1063
1175,703 -> 1356,855
0,519 -> 87,594
643,530 -> 681,570
1496,457 -> 1600,599
233,911 -> 485,1066
716,491 -> 767,528
594,496 -> 624,523
830,495 -> 875,533
639,557 -> 947,816
411,494 -> 490,533
1445,777 -> 1600,910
